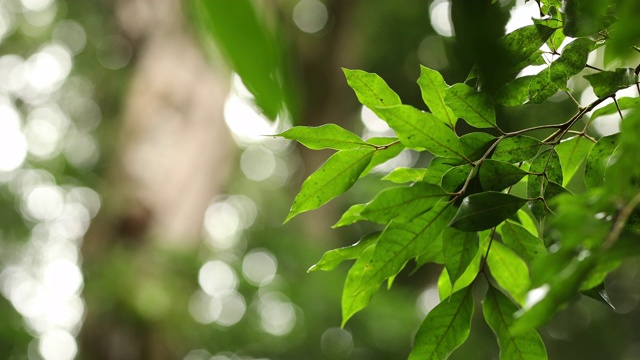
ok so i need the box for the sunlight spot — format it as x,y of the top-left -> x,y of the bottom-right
198,260 -> 238,297
505,0 -> 538,33
321,328 -> 353,358
258,292 -> 296,336
523,284 -> 550,310
21,0 -> 54,12
64,130 -> 99,169
52,20 -> 86,55
0,103 -> 27,172
23,185 -> 65,222
293,0 -> 329,34
416,286 -> 440,316
25,43 -> 72,93
39,329 -> 77,360
361,105 -> 393,137
429,0 -> 453,37
0,55 -> 26,94
240,146 -> 277,181
216,292 -> 246,326
43,259 -> 82,297
371,149 -> 418,175
419,35 -> 449,70
242,249 -> 278,286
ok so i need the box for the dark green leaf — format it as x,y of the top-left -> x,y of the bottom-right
493,135 -> 543,163
423,157 -> 462,184
277,124 -> 368,150
497,24 -> 557,74
286,148 -> 375,222
487,241 -> 531,305
360,183 -> 446,223
549,38 -> 594,88
409,288 -> 474,360
450,192 -> 528,232
527,149 -> 562,221
460,132 -> 497,161
563,0 -> 616,37
584,68 -> 638,99
382,167 -> 427,183
445,83 -> 498,129
375,105 -> 466,158
309,232 -> 379,272
343,68 -> 402,119
418,65 -> 457,128
443,227 -> 479,286
441,165 -> 474,193
590,97 -> 640,123
528,68 -> 558,104
582,283 -> 615,310
497,220 -> 547,263
479,160 -> 528,192
584,133 -> 620,189
555,135 -> 595,186
484,286 -> 548,360
495,76 -> 534,106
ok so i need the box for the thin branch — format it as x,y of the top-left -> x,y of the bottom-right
602,192 -> 640,251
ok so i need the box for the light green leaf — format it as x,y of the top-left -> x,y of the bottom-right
484,286 -> 548,360
343,68 -> 402,119
517,209 -> 539,238
341,245 -> 379,326
277,124 -> 368,150
445,83 -> 497,129
409,288 -> 474,360
495,76 -> 534,106
479,160 -> 529,192
460,132 -> 497,161
450,192 -> 529,232
584,68 -> 638,99
418,65 -> 457,128
497,220 -> 547,263
528,68 -> 558,104
438,252 -> 481,301
286,148 -> 375,222
381,167 -> 427,184
493,135 -> 542,163
361,137 -> 405,176
415,233 -> 445,267
342,201 -> 454,324
443,227 -> 479,286
423,157 -> 463,185
590,97 -> 640,123
584,133 -> 620,189
555,135 -> 595,186
375,105 -> 466,158
359,183 -> 446,223
487,241 -> 530,305
332,204 -> 366,228
309,232 -> 379,272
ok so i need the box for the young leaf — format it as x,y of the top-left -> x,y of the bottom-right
418,65 -> 457,128
495,76 -> 534,106
484,286 -> 548,360
333,204 -> 366,228
584,133 -> 620,189
460,132 -> 497,161
528,68 -> 558,104
286,148 -> 375,222
409,288 -> 474,360
359,182 -> 446,223
343,68 -> 402,119
438,252 -> 481,301
493,135 -> 542,163
450,192 -> 529,232
442,227 -> 479,286
497,220 -> 547,263
375,105 -> 466,159
382,167 -> 427,183
487,241 -> 531,305
276,124 -> 368,150
309,232 -> 379,272
445,83 -> 498,129
555,135 -> 595,186
584,68 -> 638,99
479,159 -> 528,192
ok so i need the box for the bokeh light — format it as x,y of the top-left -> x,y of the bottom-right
293,0 -> 329,34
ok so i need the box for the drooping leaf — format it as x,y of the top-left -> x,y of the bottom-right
375,105 -> 466,158
549,38 -> 594,88
361,137 -> 405,176
359,182 -> 446,223
555,135 -> 595,186
438,252 -> 482,300
484,286 -> 548,360
442,227 -> 479,286
382,167 -> 427,183
277,124 -> 368,150
487,241 -> 531,305
309,232 -> 379,272
286,148 -> 375,222
528,68 -> 558,104
493,135 -> 543,163
497,220 -> 547,263
450,192 -> 529,232
584,133 -> 620,189
342,201 -> 454,324
459,132 -> 497,161
589,97 -> 640,123
409,288 -> 474,360
495,76 -> 534,106
333,204 -> 366,228
343,68 -> 402,119
479,159 -> 528,192
418,65 -> 457,128
584,68 -> 638,99
445,83 -> 498,129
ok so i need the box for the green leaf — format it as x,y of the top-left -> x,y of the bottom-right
563,0 -> 616,37
333,204 -> 366,228
277,124 -> 368,150
343,68 -> 402,119
493,135 -> 543,163
495,76 -> 534,106
590,97 -> 640,123
584,133 -> 620,189
528,68 -> 558,104
286,148 -> 375,222
438,252 -> 481,301
418,65 -> 457,128
487,241 -> 531,305
479,160 -> 528,192
582,283 -> 615,310
450,192 -> 529,232
375,105 -> 466,158
359,183 -> 446,224
342,201 -> 454,324
517,209 -> 540,238
497,24 -> 557,74
484,286 -> 548,360
549,38 -> 594,88
497,220 -> 547,263
341,245 -> 379,326
416,233 -> 445,267
445,84 -> 498,129
382,167 -> 427,183
584,68 -> 638,99
460,132 -> 497,161
443,227 -> 479,286
441,165 -> 474,193
361,137 -> 405,176
527,149 -> 562,221
409,288 -> 474,360
309,232 -> 379,272
555,136 -> 595,186
423,157 -> 462,185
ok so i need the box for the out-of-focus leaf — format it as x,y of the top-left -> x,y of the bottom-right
493,135 -> 542,163
497,24 -> 557,75
359,183 -> 446,223
590,97 -> 640,123
409,288 -> 474,360
343,68 -> 402,119
563,0 -> 616,37
450,192 -> 528,232
582,283 -> 615,310
484,286 -> 548,360
479,159 -> 528,192
555,135 -> 595,186
277,124 -> 368,150
375,105 -> 466,158
497,220 -> 547,263
584,68 -> 638,99
460,132 -> 497,161
445,83 -> 498,129
438,252 -> 481,300
382,167 -> 427,183
495,76 -> 534,106
529,68 -> 558,104
418,65 -> 457,128
309,232 -> 379,272
286,148 -> 375,222
442,227 -> 479,286
487,241 -> 530,305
